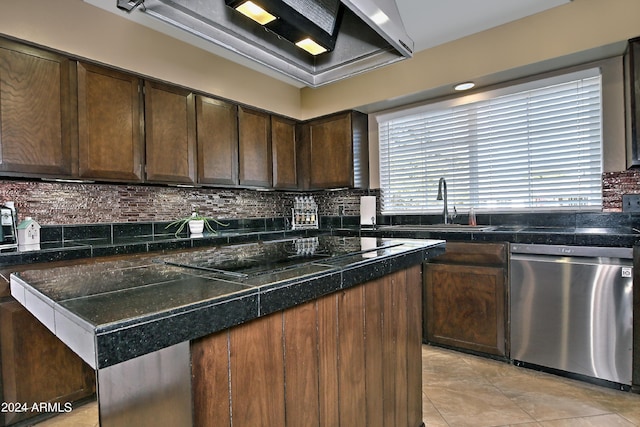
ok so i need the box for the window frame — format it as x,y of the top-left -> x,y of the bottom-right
372,63 -> 615,215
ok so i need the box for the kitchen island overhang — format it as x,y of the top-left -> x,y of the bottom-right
10,235 -> 445,427
10,236 -> 444,369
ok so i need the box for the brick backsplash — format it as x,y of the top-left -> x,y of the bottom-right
5,172 -> 631,225
0,180 -> 374,226
0,181 -> 297,225
314,189 -> 380,216
603,170 -> 640,212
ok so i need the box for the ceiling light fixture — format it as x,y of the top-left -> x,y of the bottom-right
295,38 -> 328,56
112,0 -> 414,87
234,1 -> 277,25
225,0 -> 339,56
371,10 -> 389,26
454,82 -> 475,91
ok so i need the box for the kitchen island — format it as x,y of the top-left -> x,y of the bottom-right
10,235 -> 445,427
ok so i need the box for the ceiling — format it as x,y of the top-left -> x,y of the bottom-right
85,0 -> 571,87
398,0 -> 570,52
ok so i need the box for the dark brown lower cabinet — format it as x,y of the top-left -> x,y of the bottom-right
0,301 -> 96,426
191,265 -> 423,427
424,242 -> 508,357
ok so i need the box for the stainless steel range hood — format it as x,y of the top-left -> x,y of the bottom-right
121,0 -> 413,87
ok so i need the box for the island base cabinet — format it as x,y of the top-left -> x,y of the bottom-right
191,265 -> 424,427
0,301 -> 95,426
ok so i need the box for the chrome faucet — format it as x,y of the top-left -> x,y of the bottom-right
436,177 -> 449,224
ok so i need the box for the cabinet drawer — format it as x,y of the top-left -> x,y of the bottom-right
429,241 -> 507,266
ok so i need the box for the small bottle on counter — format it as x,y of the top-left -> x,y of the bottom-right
468,207 -> 477,226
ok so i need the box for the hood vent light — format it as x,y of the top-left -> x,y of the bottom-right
234,1 -> 277,25
110,0 -> 413,87
295,38 -> 327,55
225,0 -> 341,55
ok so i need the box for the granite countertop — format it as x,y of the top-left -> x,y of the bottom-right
10,235 -> 445,370
2,215 -> 639,269
0,226 -> 308,267
345,224 -> 640,247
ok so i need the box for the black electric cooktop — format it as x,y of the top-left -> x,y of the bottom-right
157,235 -> 399,277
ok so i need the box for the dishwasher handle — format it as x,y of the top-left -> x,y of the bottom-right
510,243 -> 632,259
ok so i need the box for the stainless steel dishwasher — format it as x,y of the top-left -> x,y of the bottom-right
510,243 -> 633,387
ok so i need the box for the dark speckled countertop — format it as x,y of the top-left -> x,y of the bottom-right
339,225 -> 640,247
10,235 -> 445,370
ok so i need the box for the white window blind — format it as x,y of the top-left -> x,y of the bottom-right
377,69 -> 603,214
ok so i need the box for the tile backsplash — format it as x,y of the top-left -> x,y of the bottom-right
0,181 -> 293,225
0,180 -> 373,226
603,170 -> 640,212
0,170 -> 634,227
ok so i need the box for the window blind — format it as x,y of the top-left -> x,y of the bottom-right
377,70 -> 602,214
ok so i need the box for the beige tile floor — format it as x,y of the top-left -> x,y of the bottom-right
423,345 -> 640,427
32,344 -> 640,427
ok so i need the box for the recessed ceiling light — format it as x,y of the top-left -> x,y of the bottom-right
454,82 -> 475,91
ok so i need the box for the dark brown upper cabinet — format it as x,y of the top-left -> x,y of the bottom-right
196,96 -> 239,186
298,111 -> 368,190
271,115 -> 298,189
238,106 -> 272,187
77,62 -> 144,181
626,37 -> 640,168
0,39 -> 76,178
144,80 -> 197,184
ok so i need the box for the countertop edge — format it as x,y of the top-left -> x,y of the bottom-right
10,238 -> 445,369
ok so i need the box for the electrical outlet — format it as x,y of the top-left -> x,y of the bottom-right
622,194 -> 640,212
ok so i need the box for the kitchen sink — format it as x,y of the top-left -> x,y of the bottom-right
379,224 -> 495,232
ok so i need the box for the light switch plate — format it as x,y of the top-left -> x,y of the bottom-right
622,194 -> 640,212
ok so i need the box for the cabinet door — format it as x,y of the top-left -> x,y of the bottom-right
144,81 -> 196,184
309,112 -> 353,189
0,301 -> 95,426
78,62 -> 143,181
238,107 -> 271,187
0,39 -> 75,177
196,96 -> 238,186
424,263 -> 506,356
271,116 -> 297,189
626,38 -> 640,168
